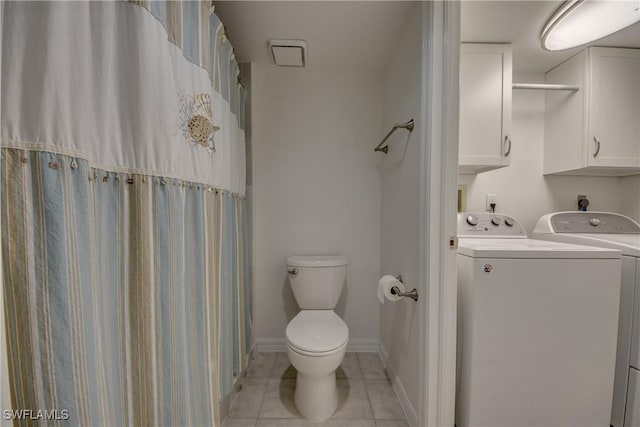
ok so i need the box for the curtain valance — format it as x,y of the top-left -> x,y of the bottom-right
1,1 -> 246,194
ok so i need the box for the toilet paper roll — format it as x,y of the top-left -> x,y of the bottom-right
378,275 -> 405,304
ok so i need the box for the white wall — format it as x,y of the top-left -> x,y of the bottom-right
379,7 -> 422,422
620,175 -> 640,223
458,72 -> 635,233
251,63 -> 382,348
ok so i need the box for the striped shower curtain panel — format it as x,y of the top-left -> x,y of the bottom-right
1,1 -> 251,425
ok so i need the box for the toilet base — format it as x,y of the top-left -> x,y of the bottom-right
294,370 -> 338,421
287,341 -> 347,421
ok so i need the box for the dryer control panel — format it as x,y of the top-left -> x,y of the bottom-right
534,212 -> 640,234
457,213 -> 527,238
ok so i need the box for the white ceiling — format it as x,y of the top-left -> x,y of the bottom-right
214,1 -> 416,72
461,1 -> 640,75
214,1 -> 640,74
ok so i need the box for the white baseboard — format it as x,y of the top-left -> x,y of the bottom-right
254,338 -> 286,352
379,343 -> 418,427
254,338 -> 380,353
346,338 -> 379,352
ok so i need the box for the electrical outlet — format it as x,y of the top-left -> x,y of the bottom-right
578,194 -> 590,211
486,194 -> 497,212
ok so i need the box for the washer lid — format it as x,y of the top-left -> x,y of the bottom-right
286,310 -> 348,353
287,255 -> 347,267
457,238 -> 621,259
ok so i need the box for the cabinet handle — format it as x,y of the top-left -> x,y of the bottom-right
504,136 -> 512,157
593,137 -> 600,158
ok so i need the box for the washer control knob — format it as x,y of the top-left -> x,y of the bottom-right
491,217 -> 501,226
504,218 -> 514,227
589,218 -> 601,227
466,215 -> 478,226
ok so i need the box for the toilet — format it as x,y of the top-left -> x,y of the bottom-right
285,255 -> 349,421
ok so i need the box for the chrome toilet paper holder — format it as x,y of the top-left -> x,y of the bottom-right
390,275 -> 419,302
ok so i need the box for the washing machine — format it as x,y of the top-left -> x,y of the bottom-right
533,211 -> 640,427
456,213 -> 622,427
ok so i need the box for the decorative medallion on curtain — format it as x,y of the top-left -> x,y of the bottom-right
1,1 -> 251,425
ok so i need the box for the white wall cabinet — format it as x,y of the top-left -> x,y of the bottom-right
458,44 -> 512,174
544,47 -> 640,176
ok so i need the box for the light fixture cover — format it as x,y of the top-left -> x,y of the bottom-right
541,0 -> 640,51
268,39 -> 307,67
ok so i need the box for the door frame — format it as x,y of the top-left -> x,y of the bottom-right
418,2 -> 460,426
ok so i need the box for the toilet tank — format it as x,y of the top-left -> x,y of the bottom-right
287,255 -> 347,309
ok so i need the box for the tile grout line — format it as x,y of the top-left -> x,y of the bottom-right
358,352 -> 379,423
354,352 -> 365,379
255,353 -> 278,422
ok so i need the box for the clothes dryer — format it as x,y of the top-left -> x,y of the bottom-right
533,212 -> 640,427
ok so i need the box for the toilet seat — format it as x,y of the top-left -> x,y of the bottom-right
286,310 -> 348,355
287,340 -> 347,357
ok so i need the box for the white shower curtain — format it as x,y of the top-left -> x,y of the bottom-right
1,1 -> 251,425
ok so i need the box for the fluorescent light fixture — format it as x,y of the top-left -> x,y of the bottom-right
541,0 -> 640,51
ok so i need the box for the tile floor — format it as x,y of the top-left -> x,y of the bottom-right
223,352 -> 409,427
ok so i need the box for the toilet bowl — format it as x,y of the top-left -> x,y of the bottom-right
285,255 -> 349,421
286,310 -> 348,421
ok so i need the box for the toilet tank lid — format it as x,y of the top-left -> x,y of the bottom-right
287,255 -> 347,267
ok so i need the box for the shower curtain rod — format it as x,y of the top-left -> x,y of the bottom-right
374,119 -> 415,154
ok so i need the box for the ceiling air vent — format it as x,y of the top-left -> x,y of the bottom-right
268,39 -> 307,67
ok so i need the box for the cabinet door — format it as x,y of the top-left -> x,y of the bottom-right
589,48 -> 640,168
459,44 -> 512,174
